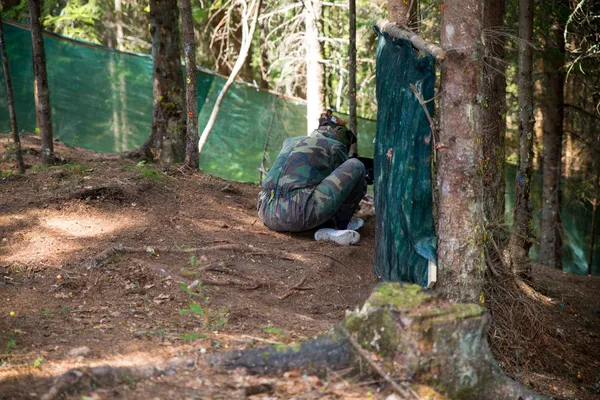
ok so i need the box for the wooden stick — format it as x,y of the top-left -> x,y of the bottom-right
409,83 -> 442,151
340,327 -> 419,399
310,252 -> 350,268
376,20 -> 446,61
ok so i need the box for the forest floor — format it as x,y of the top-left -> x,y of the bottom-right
0,134 -> 599,400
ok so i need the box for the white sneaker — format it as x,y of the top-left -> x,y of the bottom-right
346,217 -> 364,231
314,228 -> 360,246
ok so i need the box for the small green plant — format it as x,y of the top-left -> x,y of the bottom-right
180,333 -> 206,340
39,309 -> 53,318
179,282 -> 229,329
134,160 -> 163,180
179,301 -> 205,317
263,326 -> 283,337
5,331 -> 17,353
72,134 -> 80,147
121,374 -> 137,389
32,356 -> 45,369
189,254 -> 201,267
59,305 -> 71,314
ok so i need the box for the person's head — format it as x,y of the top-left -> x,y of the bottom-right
336,127 -> 357,150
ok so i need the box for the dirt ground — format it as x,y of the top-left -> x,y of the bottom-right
1,135 -> 599,400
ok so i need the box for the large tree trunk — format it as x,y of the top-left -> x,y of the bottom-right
210,283 -> 546,400
304,0 -> 324,134
539,6 -> 567,269
436,0 -> 486,303
142,0 -> 186,164
482,0 -> 507,240
28,0 -> 54,165
0,17 -> 25,173
508,0 -> 535,278
181,0 -> 199,169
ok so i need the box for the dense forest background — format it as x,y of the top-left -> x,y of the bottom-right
3,0 -> 598,167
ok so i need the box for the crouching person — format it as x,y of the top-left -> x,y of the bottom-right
257,115 -> 367,245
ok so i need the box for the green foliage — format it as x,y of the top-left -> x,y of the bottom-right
44,0 -> 104,44
32,356 -> 45,369
263,326 -> 283,337
180,333 -> 206,340
134,160 -> 163,180
3,331 -> 18,356
179,301 -> 205,317
38,308 -> 53,318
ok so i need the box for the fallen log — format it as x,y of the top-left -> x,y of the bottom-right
209,282 -> 547,400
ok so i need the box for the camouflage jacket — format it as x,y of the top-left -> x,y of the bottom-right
261,126 -> 353,196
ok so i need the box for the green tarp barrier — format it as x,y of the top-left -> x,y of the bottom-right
372,29 -> 437,285
0,19 -> 597,276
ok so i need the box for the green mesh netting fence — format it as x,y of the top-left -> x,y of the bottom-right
0,19 -> 376,184
0,19 -> 597,276
372,29 -> 437,285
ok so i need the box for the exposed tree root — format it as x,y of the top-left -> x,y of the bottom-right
483,237 -> 562,374
86,243 -> 294,269
42,357 -> 196,400
278,276 -> 314,299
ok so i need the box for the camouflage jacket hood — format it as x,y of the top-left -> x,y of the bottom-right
311,126 -> 354,151
260,130 -> 350,194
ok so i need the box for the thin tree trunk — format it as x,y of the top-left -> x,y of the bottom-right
108,41 -> 121,153
181,0 -> 199,169
115,0 -> 129,152
482,0 -> 507,238
105,5 -> 121,154
508,0 -> 535,278
539,6 -> 567,269
304,0 -> 324,134
143,0 -> 186,164
28,0 -> 54,164
198,0 -> 263,155
348,0 -> 357,154
0,17 -> 24,173
436,0 -> 486,303
258,22 -> 270,90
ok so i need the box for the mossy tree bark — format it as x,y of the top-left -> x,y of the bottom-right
0,16 -> 25,173
180,0 -> 199,169
143,0 -> 186,164
28,0 -> 54,165
210,283 -> 546,400
436,0 -> 486,303
508,0 -> 535,278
